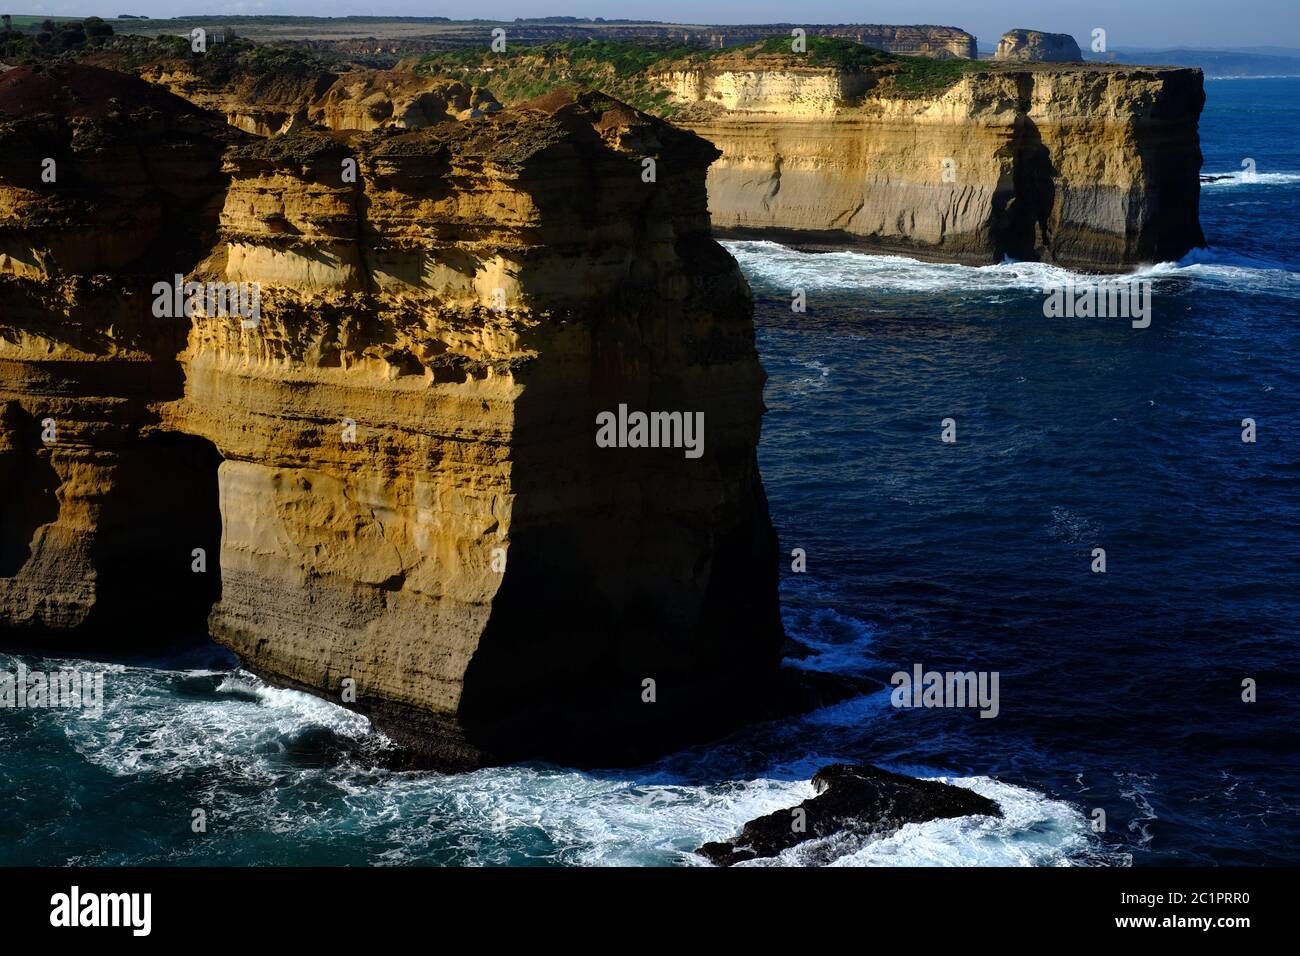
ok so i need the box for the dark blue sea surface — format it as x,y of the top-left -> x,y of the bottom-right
1,77 -> 1296,866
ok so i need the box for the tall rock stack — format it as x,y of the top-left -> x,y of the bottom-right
0,67 -> 784,766
993,30 -> 1084,63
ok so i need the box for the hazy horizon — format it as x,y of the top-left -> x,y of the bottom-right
4,1 -> 1299,51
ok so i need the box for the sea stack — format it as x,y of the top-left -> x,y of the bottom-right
993,30 -> 1085,63
0,68 -> 784,767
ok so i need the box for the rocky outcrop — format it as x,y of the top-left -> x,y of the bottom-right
817,25 -> 975,59
697,764 -> 1002,866
135,58 -> 500,135
306,71 -> 499,131
135,61 -> 338,136
659,58 -> 1205,271
0,64 -> 240,637
994,30 -> 1083,63
0,67 -> 784,767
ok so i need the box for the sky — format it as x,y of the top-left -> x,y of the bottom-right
8,1 -> 1299,51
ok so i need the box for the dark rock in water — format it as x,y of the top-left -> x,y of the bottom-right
1201,174 -> 1234,183
782,636 -> 817,660
696,763 -> 1002,866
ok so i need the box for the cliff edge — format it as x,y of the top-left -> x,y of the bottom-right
0,67 -> 784,767
655,49 -> 1205,271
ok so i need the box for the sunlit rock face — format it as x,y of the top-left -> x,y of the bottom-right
0,65 -> 239,637
994,30 -> 1084,64
134,58 -> 500,136
0,67 -> 783,767
659,60 -> 1205,271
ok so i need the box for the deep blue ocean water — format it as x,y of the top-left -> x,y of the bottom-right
1,77 -> 1296,866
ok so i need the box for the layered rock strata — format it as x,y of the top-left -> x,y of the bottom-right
134,58 -> 500,136
108,40 -> 1204,272
994,30 -> 1084,63
0,67 -> 784,766
658,58 -> 1205,270
0,65 -> 239,637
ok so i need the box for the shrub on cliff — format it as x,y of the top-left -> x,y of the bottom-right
418,39 -> 704,115
885,56 -> 983,96
749,35 -> 895,69
418,35 -> 987,114
0,17 -> 114,63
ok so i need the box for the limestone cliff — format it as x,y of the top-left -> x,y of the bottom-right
306,70 -> 499,131
134,58 -> 500,135
0,67 -> 783,766
0,65 -> 239,637
994,30 -> 1084,63
655,55 -> 1205,271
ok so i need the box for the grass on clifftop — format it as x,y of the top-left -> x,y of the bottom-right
886,56 -> 985,95
418,36 -> 986,114
747,35 -> 895,69
418,39 -> 720,115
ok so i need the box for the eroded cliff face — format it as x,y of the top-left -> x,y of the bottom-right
659,60 -> 1205,271
0,65 -> 237,637
307,71 -> 500,131
135,60 -> 499,136
0,67 -> 783,765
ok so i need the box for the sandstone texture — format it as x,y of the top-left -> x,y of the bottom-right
0,64 -> 239,637
106,38 -> 1204,273
994,30 -> 1084,63
306,71 -> 499,131
133,57 -> 500,136
0,67 -> 783,766
658,58 -> 1205,271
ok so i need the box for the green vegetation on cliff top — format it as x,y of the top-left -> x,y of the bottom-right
417,36 -> 986,114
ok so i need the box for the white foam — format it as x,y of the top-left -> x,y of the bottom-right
817,776 -> 1098,867
725,240 -> 1100,294
724,239 -> 1298,300
784,606 -> 879,675
1201,170 -> 1300,188
1150,247 -> 1300,297
60,666 -> 373,780
13,650 -> 1112,867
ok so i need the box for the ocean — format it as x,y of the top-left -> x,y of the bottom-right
1,76 -> 1296,867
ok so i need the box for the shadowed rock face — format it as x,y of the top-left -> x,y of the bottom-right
995,30 -> 1084,63
0,67 -> 783,767
0,65 -> 241,638
696,764 -> 1003,866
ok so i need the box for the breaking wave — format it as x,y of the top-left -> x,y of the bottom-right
723,239 -> 1299,299
0,648 -> 1112,867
